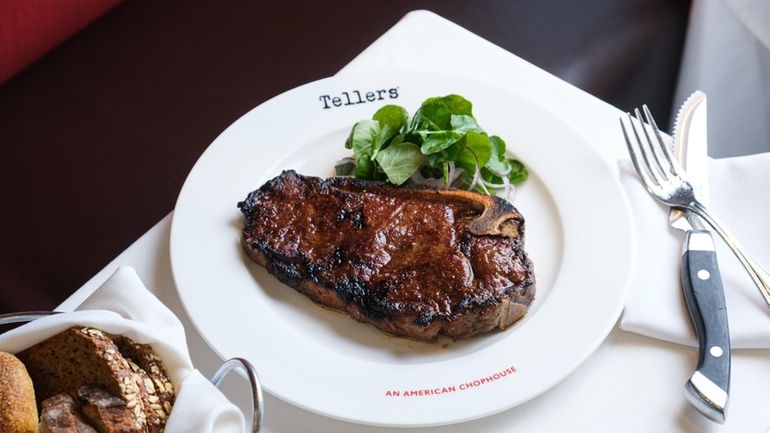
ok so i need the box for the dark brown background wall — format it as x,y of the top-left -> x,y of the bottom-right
0,0 -> 690,312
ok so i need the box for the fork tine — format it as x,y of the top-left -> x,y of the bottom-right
642,104 -> 679,177
620,116 -> 656,192
633,108 -> 667,185
627,111 -> 663,187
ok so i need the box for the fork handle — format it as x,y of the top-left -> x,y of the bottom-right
690,201 -> 770,307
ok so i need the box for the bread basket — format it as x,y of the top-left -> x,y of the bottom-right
0,267 -> 263,433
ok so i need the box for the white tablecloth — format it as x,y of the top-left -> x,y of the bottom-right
58,10 -> 770,433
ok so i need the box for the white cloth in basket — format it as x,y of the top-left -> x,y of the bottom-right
0,266 -> 245,433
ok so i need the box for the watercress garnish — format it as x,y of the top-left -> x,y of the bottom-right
337,94 -> 528,197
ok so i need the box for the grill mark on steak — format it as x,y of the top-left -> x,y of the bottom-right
238,170 -> 535,342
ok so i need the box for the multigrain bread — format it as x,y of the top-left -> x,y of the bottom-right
17,327 -> 174,433
18,328 -> 134,401
77,386 -> 142,433
112,337 -> 175,430
17,327 -> 147,428
0,352 -> 38,433
39,393 -> 98,433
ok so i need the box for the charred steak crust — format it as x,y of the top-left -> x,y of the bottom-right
238,170 -> 535,342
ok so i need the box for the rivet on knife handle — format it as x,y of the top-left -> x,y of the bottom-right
681,230 -> 730,424
690,201 -> 770,307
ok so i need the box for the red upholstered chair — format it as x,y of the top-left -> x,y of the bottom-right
0,0 -> 121,84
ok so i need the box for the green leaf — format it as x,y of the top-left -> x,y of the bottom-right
480,167 -> 498,183
440,94 -> 473,116
419,130 -> 462,154
348,119 -> 379,155
490,135 -> 506,157
389,133 -> 405,146
411,95 -> 473,131
507,158 -> 529,184
453,132 -> 492,180
347,119 -> 397,162
373,105 -> 409,131
421,95 -> 473,116
417,101 -> 452,130
375,142 -> 424,185
444,140 -> 464,161
463,131 -> 492,166
348,120 -> 386,179
482,160 -> 528,185
455,149 -> 478,179
402,130 -> 422,145
426,152 -> 448,168
485,155 -> 511,177
450,114 -> 484,135
485,136 -> 510,175
371,123 -> 396,159
335,159 -> 356,176
355,154 -> 376,179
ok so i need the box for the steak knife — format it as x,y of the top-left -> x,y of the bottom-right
669,91 -> 730,423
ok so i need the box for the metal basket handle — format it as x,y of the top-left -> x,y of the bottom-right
0,311 -> 263,433
0,310 -> 59,325
211,357 -> 264,433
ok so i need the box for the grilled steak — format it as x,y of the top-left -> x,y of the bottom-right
238,170 -> 535,342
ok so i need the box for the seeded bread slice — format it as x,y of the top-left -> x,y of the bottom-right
39,393 -> 98,433
17,328 -> 151,433
77,386 -> 141,433
112,337 -> 175,428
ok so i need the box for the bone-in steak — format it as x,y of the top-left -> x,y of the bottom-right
238,170 -> 535,342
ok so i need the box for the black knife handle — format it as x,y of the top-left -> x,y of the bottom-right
681,230 -> 730,422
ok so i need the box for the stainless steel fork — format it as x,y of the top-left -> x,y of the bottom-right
620,106 -> 770,307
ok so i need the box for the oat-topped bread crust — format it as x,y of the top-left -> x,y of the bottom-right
17,327 -> 174,433
112,337 -> 174,431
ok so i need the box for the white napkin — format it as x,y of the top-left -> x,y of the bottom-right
0,266 -> 245,433
620,152 -> 770,348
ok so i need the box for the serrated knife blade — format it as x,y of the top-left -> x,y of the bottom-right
676,91 -> 709,200
670,90 -> 708,230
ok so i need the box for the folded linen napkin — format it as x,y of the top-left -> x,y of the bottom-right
620,152 -> 770,348
0,266 -> 245,433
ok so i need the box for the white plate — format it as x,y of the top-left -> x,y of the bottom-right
170,71 -> 634,427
